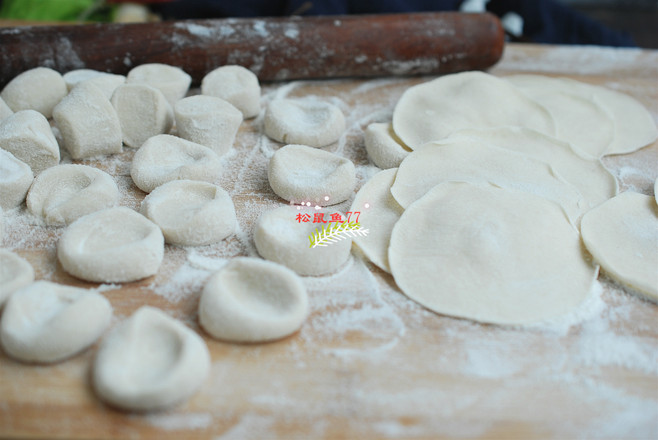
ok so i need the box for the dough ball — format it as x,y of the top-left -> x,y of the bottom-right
53,82 -> 122,159
0,110 -> 60,174
93,306 -> 210,411
130,134 -> 222,193
0,96 -> 12,122
126,63 -> 192,107
0,249 -> 35,307
57,207 -> 164,283
27,164 -> 119,226
78,73 -> 126,100
201,65 -> 261,119
199,257 -> 309,342
0,149 -> 33,210
581,191 -> 658,301
363,122 -> 410,169
0,67 -> 67,118
254,205 -> 352,276
63,69 -> 107,90
655,178 -> 658,206
174,95 -> 242,156
141,179 -> 236,246
0,281 -> 112,363
267,144 -> 356,206
264,98 -> 345,147
389,182 -> 597,325
111,83 -> 173,148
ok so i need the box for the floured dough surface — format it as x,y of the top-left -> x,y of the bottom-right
581,191 -> 658,301
389,182 -> 597,325
126,63 -> 191,107
363,122 -> 410,169
0,149 -> 33,210
0,110 -> 60,174
201,65 -> 261,119
0,96 -> 12,121
199,257 -> 309,342
0,67 -> 67,118
1,281 -> 112,363
0,249 -> 34,307
93,306 -> 210,411
79,73 -> 126,100
264,98 -> 345,147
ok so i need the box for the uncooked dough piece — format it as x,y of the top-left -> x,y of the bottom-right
63,69 -> 106,90
0,249 -> 35,307
199,257 -> 309,342
53,82 -> 122,159
0,110 -> 60,174
130,134 -> 223,193
0,149 -> 33,210
389,182 -> 597,325
201,65 -> 261,118
27,164 -> 119,226
57,207 -> 164,283
141,179 -> 236,246
268,144 -> 356,206
264,98 -> 346,147
126,63 -> 192,107
111,83 -> 173,148
174,95 -> 242,156
254,205 -> 352,276
93,306 -> 210,411
349,168 -> 402,273
0,96 -> 12,121
79,73 -> 126,100
0,67 -> 67,118
363,122 -> 411,169
1,281 -> 112,363
391,71 -> 555,149
655,178 -> 658,206
581,192 -> 658,301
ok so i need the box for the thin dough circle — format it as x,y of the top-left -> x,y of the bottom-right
0,249 -> 35,307
264,98 -> 345,147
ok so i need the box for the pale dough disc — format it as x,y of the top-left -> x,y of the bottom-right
391,71 -> 555,149
267,144 -> 356,206
93,306 -> 210,411
57,207 -> 164,283
0,149 -> 33,210
0,249 -> 35,307
130,134 -> 223,193
1,281 -> 112,363
27,164 -> 120,226
253,205 -> 352,276
199,257 -> 309,342
201,65 -> 261,118
389,182 -> 597,325
0,67 -> 67,118
0,110 -> 60,174
126,63 -> 192,107
264,98 -> 346,148
349,168 -> 402,273
363,122 -> 411,169
0,96 -> 12,121
140,179 -> 237,246
581,191 -> 658,301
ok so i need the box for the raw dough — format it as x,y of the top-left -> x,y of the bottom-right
391,71 -> 554,149
388,182 -> 597,325
0,281 -> 112,363
93,306 -> 210,411
0,110 -> 60,174
111,83 -> 173,148
126,63 -> 192,107
363,122 -> 410,169
78,73 -> 126,100
53,82 -> 122,159
174,95 -> 242,156
199,257 -> 309,342
581,191 -> 658,301
130,134 -> 223,193
27,164 -> 119,226
0,149 -> 33,210
268,144 -> 356,206
0,67 -> 67,118
201,65 -> 261,118
253,205 -> 352,276
57,207 -> 164,283
0,249 -> 34,307
0,96 -> 12,121
264,98 -> 345,147
63,69 -> 107,90
141,179 -> 237,246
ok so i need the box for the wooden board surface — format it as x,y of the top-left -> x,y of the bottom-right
1,43 -> 657,440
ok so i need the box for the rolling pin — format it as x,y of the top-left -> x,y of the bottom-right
0,12 -> 504,87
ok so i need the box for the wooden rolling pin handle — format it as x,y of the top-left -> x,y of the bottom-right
0,12 -> 504,87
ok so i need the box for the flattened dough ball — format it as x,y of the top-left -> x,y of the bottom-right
363,122 -> 410,169
0,110 -> 60,174
1,67 -> 67,118
0,249 -> 35,307
264,98 -> 345,147
1,281 -> 112,363
0,149 -> 33,210
126,63 -> 191,107
199,257 -> 308,342
141,179 -> 236,246
201,65 -> 261,118
93,306 -> 210,411
268,144 -> 356,206
57,207 -> 164,283
27,164 -> 119,226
